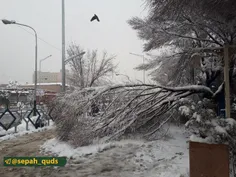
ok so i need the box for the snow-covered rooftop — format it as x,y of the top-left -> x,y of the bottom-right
21,82 -> 70,86
9,91 -> 30,94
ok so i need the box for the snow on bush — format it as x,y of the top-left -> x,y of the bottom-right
179,106 -> 190,116
192,112 -> 201,122
176,97 -> 236,176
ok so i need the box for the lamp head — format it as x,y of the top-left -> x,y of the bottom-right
2,19 -> 16,25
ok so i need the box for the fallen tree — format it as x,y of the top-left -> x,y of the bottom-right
51,83 -> 221,146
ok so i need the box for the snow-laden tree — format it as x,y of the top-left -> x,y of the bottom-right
67,43 -> 117,88
127,1 -> 236,174
128,0 -> 236,89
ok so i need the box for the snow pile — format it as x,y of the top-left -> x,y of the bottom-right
0,120 -> 54,142
179,106 -> 191,116
189,134 -> 213,144
225,118 -> 236,126
192,112 -> 201,122
41,125 -> 189,177
41,138 -> 75,157
41,137 -> 143,159
130,127 -> 189,176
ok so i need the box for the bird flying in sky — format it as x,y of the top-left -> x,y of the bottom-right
90,14 -> 100,22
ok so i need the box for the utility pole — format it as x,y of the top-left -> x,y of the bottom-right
39,55 -> 52,84
143,55 -> 145,84
61,0 -> 66,92
224,45 -> 231,118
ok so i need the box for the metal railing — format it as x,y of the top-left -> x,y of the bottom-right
0,103 -> 54,132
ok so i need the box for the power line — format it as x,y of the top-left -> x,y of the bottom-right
17,26 -> 61,52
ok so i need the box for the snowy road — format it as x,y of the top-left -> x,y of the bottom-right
0,125 -> 189,177
0,129 -> 55,177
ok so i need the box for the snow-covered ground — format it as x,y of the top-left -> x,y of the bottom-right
0,114 -> 190,177
0,119 -> 54,142
41,125 -> 189,177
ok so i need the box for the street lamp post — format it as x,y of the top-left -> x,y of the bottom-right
129,52 -> 146,84
38,55 -> 52,104
64,52 -> 86,89
64,52 -> 86,65
62,0 -> 66,92
2,19 -> 38,115
39,55 -> 52,84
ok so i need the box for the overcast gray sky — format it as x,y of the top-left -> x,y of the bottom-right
0,0 -> 147,84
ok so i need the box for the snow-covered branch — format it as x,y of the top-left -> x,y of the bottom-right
52,83 -> 218,146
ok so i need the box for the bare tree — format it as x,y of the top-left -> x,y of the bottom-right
67,43 -> 117,88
